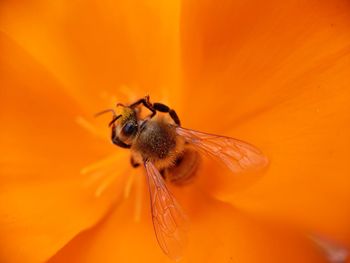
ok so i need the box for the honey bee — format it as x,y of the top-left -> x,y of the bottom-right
97,96 -> 268,261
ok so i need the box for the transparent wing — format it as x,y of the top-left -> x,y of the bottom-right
176,126 -> 268,173
144,160 -> 188,261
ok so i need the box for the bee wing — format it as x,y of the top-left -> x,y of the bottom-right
144,160 -> 188,261
176,126 -> 268,173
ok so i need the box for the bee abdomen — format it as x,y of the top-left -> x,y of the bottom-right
167,147 -> 201,185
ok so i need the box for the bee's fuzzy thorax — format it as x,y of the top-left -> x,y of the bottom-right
131,119 -> 185,170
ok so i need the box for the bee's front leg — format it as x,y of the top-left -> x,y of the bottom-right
129,96 -> 156,117
111,126 -> 131,149
152,102 -> 181,126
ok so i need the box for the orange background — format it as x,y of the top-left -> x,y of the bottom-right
1,0 -> 350,262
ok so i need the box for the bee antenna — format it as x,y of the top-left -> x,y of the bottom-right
94,109 -> 122,127
108,115 -> 122,127
94,109 -> 117,118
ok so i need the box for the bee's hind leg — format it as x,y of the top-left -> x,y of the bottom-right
130,156 -> 140,168
159,169 -> 166,179
152,102 -> 181,126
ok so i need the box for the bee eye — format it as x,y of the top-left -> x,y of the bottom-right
122,122 -> 137,137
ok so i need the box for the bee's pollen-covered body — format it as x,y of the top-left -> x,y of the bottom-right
132,118 -> 185,170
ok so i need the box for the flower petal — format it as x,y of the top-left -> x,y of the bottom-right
0,31 -> 115,174
180,0 -> 350,245
0,33 -> 129,262
1,0 -> 183,111
48,184 -> 328,263
180,0 -> 350,131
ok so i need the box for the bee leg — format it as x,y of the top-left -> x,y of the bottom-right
108,114 -> 122,127
160,169 -> 166,179
129,96 -> 156,117
153,102 -> 181,126
111,127 -> 131,149
130,156 -> 140,168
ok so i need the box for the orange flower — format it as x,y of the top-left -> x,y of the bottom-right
1,0 -> 350,262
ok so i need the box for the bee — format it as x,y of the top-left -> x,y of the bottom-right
97,96 -> 268,261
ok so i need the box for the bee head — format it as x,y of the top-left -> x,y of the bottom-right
95,105 -> 139,148
106,105 -> 139,148
117,106 -> 138,135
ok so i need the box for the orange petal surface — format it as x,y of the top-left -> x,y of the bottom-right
48,184 -> 328,263
180,0 -> 350,246
0,32 -> 130,262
